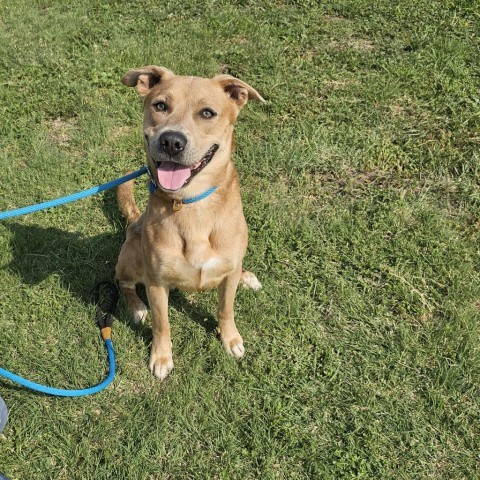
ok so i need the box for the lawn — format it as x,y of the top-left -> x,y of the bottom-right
0,0 -> 479,478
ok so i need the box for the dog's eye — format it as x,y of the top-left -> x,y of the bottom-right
200,108 -> 217,119
153,101 -> 168,112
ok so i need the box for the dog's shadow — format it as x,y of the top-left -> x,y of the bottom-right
1,189 -> 217,345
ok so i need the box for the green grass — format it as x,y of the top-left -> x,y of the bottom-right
1,0 -> 479,478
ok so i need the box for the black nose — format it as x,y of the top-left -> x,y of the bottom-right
158,131 -> 187,156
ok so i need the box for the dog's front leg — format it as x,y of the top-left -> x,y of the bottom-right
218,265 -> 245,359
147,283 -> 174,380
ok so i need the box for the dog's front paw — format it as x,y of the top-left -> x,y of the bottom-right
149,350 -> 174,380
222,335 -> 245,359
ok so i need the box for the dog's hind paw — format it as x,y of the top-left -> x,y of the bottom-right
132,304 -> 148,324
240,270 -> 262,291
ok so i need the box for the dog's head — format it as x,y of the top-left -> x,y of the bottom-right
122,66 -> 264,193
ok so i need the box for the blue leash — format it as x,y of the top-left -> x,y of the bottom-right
0,340 -> 115,397
0,281 -> 119,397
0,168 -> 148,396
0,167 -> 148,221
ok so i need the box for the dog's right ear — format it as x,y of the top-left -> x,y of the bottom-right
122,66 -> 174,97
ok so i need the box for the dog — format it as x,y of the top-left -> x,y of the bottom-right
115,66 -> 264,380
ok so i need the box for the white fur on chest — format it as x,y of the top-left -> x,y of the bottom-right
156,232 -> 237,290
161,251 -> 235,291
195,256 -> 229,288
194,256 -> 222,272
195,255 -> 234,289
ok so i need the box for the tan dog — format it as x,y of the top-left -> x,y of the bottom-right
115,66 -> 264,380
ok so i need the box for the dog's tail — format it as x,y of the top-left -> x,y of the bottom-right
117,173 -> 141,224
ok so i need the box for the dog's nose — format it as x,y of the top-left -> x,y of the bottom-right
158,131 -> 187,156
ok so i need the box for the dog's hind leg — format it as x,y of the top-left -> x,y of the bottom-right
118,280 -> 148,324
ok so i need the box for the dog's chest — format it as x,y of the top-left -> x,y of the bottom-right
144,204 -> 245,290
192,240 -> 232,285
162,239 -> 235,291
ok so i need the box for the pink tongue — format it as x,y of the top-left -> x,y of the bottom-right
156,161 -> 191,191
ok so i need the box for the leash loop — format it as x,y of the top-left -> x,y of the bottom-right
0,281 -> 120,397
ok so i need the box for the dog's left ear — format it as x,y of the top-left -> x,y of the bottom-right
214,75 -> 265,108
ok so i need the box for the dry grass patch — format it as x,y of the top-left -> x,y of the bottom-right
329,37 -> 375,52
43,117 -> 76,147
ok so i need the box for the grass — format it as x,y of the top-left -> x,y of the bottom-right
0,0 -> 479,478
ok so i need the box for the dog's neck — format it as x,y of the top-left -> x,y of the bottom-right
148,178 -> 218,212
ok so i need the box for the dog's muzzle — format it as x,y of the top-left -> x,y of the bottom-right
153,143 -> 219,192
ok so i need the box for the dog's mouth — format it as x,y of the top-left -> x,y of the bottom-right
154,144 -> 219,192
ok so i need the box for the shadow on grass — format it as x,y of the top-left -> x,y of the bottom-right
2,191 -> 218,346
3,222 -> 120,303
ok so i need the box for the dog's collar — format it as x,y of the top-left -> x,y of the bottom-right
147,167 -> 217,212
